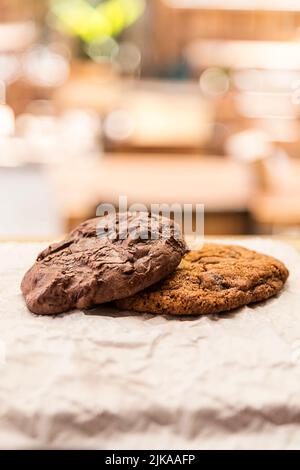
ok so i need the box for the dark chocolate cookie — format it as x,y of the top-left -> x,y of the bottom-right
21,212 -> 187,315
116,244 -> 289,315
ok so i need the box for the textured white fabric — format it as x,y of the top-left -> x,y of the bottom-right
0,239 -> 300,449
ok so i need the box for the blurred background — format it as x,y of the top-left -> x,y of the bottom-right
1,0 -> 300,238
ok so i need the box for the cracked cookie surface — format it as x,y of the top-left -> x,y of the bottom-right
116,243 -> 289,315
21,212 -> 187,315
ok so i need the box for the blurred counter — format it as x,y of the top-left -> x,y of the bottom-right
48,153 -> 253,233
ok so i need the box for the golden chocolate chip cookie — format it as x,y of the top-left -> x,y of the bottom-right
116,244 -> 289,315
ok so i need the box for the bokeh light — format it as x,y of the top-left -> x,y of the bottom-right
22,46 -> 70,88
104,109 -> 135,141
85,36 -> 119,62
199,67 -> 230,97
116,42 -> 141,75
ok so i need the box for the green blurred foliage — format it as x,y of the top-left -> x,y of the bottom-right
50,0 -> 145,42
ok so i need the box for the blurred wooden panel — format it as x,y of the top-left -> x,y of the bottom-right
67,208 -> 251,236
152,0 -> 300,69
250,158 -> 300,231
204,211 -> 250,235
48,153 -> 253,234
0,0 -> 45,22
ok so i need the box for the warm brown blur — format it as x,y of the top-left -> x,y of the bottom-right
1,0 -> 300,239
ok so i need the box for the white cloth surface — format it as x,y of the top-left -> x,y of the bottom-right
0,239 -> 300,450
